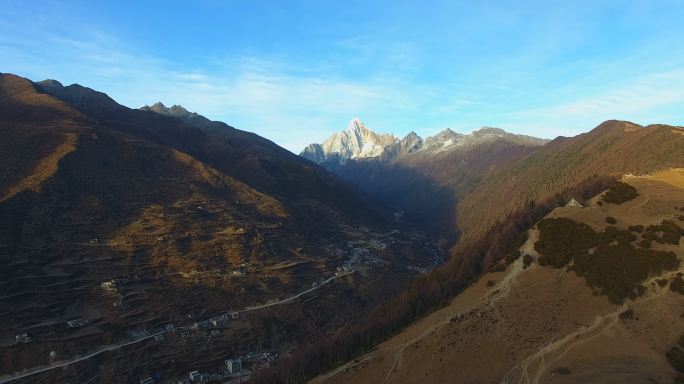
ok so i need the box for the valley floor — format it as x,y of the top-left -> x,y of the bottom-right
312,169 -> 684,384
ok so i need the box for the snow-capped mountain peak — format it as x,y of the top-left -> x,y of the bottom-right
300,121 -> 548,165
301,118 -> 398,164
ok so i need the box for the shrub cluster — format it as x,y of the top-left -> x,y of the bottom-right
602,181 -> 638,204
535,218 -> 679,303
504,250 -> 521,264
643,220 -> 684,245
601,225 -> 637,244
534,218 -> 599,268
522,254 -> 533,269
618,308 -> 634,320
638,239 -> 651,248
666,334 -> 684,381
574,243 -> 677,303
672,275 -> 684,295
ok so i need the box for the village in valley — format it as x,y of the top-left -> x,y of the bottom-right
1,203 -> 441,384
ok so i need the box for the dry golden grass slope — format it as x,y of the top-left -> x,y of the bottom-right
313,169 -> 684,384
0,74 -> 87,202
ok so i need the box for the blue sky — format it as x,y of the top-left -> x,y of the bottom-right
2,0 -> 684,152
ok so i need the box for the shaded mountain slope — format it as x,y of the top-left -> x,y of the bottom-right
304,124 -> 547,242
36,78 -> 388,227
0,73 -> 437,383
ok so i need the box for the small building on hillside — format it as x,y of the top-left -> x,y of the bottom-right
565,197 -> 585,208
225,358 -> 242,374
15,333 -> 30,343
189,371 -> 201,382
210,315 -> 228,327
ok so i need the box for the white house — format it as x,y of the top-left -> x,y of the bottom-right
15,333 -> 30,343
565,197 -> 585,208
189,370 -> 201,382
225,358 -> 242,374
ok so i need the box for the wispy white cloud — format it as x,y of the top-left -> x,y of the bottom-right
501,69 -> 684,138
3,3 -> 684,152
1,28 -> 442,151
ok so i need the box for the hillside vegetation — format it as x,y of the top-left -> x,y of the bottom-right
535,217 -> 680,303
306,169 -> 684,384
456,121 -> 684,250
602,181 -> 639,204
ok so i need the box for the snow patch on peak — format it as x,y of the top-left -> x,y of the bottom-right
348,118 -> 370,133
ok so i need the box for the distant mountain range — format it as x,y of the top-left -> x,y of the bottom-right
140,101 -> 239,136
301,118 -> 547,166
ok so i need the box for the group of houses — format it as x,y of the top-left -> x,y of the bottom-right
170,357 -> 244,383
